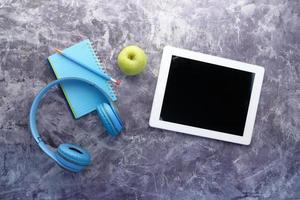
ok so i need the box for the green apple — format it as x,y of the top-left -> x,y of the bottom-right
117,45 -> 147,76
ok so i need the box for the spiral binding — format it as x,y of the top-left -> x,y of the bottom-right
86,41 -> 117,100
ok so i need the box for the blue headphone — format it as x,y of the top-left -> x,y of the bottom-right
29,77 -> 123,172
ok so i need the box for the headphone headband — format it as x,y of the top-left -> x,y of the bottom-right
29,77 -> 113,161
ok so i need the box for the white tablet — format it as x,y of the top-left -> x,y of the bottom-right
149,46 -> 264,145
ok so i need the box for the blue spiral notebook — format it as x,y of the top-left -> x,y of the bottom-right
48,39 -> 117,119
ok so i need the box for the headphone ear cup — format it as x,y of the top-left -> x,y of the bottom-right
106,103 -> 123,128
102,103 -> 123,132
96,104 -> 118,136
55,143 -> 91,173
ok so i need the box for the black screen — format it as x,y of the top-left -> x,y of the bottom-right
160,56 -> 255,136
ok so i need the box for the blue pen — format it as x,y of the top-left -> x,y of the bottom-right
55,48 -> 121,85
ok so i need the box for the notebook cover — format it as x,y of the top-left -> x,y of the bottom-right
48,39 -> 117,119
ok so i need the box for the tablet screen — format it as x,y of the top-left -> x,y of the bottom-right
160,56 -> 255,136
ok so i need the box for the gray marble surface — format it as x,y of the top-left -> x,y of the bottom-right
0,0 -> 300,199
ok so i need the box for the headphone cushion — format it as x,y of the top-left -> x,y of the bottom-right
57,143 -> 91,166
108,103 -> 123,128
103,103 -> 123,133
55,153 -> 86,173
97,104 -> 118,136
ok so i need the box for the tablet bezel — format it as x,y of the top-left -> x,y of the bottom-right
149,46 -> 264,145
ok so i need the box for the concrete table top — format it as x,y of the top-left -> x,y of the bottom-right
0,0 -> 299,199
